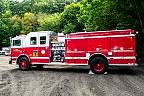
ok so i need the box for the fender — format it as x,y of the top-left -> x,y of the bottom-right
16,54 -> 31,64
88,53 -> 109,65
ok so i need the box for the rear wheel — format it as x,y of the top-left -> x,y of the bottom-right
90,57 -> 108,74
18,57 -> 30,71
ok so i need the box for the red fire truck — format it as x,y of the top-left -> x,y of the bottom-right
9,29 -> 137,74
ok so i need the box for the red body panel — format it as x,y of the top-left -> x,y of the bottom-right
65,29 -> 136,65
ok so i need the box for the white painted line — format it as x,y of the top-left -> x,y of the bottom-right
30,57 -> 49,59
109,63 -> 137,66
112,50 -> 134,52
66,34 -> 135,40
107,57 -> 135,59
31,62 -> 87,65
65,57 -> 88,59
65,56 -> 135,60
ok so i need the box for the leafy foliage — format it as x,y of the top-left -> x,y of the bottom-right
21,12 -> 38,34
61,3 -> 84,34
0,0 -> 144,58
0,11 -> 12,47
37,13 -> 61,32
0,0 -> 75,48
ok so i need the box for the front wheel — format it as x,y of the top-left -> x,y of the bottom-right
90,57 -> 108,74
18,57 -> 30,71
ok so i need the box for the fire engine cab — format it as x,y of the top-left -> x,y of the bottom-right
9,29 -> 137,74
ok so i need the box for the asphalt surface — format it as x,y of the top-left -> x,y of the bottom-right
0,56 -> 144,96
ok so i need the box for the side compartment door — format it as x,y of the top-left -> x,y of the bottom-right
122,36 -> 136,64
110,37 -> 124,65
110,36 -> 135,65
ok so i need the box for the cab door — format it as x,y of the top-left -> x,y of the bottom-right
27,32 -> 50,64
11,38 -> 23,58
38,32 -> 50,63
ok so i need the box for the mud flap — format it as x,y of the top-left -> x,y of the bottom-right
9,60 -> 12,64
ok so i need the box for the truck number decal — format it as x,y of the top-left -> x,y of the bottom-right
33,51 -> 38,57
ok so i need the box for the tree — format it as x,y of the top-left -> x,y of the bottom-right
113,0 -> 144,58
61,2 -> 84,34
79,0 -> 116,31
21,12 -> 38,34
0,0 -> 10,13
32,0 -> 74,14
11,15 -> 21,36
0,11 -> 12,48
0,0 -> 77,48
37,13 -> 61,32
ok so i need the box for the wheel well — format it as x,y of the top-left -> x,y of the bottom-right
16,55 -> 30,64
88,54 -> 108,65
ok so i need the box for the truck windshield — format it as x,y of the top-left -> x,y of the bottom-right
13,39 -> 21,46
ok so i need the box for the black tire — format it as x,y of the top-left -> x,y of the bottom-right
90,57 -> 108,74
18,57 -> 30,71
36,65 -> 44,69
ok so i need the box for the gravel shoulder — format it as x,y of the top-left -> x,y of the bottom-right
1,56 -> 144,96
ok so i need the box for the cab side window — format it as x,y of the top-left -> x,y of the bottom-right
40,36 -> 46,45
13,40 -> 21,46
30,37 -> 37,45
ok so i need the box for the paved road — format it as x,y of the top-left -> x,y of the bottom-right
0,56 -> 144,96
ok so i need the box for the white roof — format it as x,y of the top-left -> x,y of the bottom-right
12,35 -> 26,40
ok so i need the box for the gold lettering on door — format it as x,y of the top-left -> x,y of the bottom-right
33,51 -> 38,57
